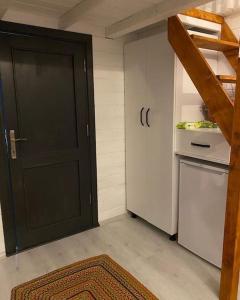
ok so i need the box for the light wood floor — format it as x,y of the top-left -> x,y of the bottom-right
0,214 -> 220,299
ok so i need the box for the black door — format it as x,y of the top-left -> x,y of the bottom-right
0,33 -> 95,251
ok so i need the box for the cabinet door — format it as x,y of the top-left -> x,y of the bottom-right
125,40 -> 148,215
145,32 -> 176,234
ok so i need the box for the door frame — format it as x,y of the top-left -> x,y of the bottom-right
0,20 -> 98,256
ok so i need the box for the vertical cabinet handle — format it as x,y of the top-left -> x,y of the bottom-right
146,108 -> 150,127
140,107 -> 145,126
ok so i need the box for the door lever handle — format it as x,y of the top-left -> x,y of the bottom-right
15,138 -> 28,142
10,130 -> 27,160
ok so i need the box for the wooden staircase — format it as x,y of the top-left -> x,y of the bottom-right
168,13 -> 235,144
168,9 -> 240,300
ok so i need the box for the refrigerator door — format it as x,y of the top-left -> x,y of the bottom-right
178,159 -> 228,267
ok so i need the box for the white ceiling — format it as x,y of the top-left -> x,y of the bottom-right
11,0 -> 81,17
10,0 -> 165,20
1,0 -> 225,38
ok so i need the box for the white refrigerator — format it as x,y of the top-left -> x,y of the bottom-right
178,158 -> 228,268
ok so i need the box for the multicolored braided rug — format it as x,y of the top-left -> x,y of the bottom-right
11,254 -> 158,299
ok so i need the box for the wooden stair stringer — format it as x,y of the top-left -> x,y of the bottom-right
221,21 -> 239,72
168,16 -> 234,145
219,58 -> 240,300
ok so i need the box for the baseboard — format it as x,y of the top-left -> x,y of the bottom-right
99,206 -> 126,223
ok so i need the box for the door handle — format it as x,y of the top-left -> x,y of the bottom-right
146,108 -> 150,127
10,130 -> 28,160
140,107 -> 145,126
15,138 -> 28,142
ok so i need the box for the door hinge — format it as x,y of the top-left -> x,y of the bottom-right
84,59 -> 87,73
86,124 -> 90,137
89,193 -> 92,206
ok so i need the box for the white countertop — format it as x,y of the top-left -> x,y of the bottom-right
176,128 -> 222,134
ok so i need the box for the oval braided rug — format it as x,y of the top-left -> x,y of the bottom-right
11,254 -> 158,299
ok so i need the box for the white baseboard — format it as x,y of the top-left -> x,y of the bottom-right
98,206 -> 126,222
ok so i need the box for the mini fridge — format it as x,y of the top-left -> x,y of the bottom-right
178,158 -> 228,268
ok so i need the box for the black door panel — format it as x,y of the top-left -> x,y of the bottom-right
0,34 -> 93,251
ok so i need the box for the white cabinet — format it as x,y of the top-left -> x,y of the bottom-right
125,31 -> 178,235
176,129 -> 231,165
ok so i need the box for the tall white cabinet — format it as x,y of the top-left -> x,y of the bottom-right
125,30 -> 178,235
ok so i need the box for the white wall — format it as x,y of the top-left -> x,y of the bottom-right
217,13 -> 240,101
217,13 -> 240,79
0,11 -> 126,255
93,37 -> 126,221
226,12 -> 240,38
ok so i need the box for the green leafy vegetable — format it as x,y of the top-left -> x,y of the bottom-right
176,121 -> 218,129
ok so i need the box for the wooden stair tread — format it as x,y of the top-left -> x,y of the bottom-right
217,75 -> 237,83
191,34 -> 239,51
181,8 -> 224,24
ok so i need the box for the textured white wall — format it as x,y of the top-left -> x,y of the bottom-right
93,37 -> 126,221
200,0 -> 240,16
217,13 -> 240,101
226,12 -> 240,37
0,10 -> 126,256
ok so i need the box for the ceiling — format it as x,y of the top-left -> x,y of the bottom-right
11,0 -> 81,17
1,0 -> 226,38
8,0 -> 165,21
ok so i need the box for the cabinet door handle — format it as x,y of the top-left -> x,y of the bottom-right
140,107 -> 145,126
146,108 -> 150,127
191,142 -> 210,148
